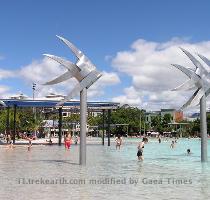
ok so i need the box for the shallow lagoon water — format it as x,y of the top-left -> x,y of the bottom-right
0,138 -> 210,200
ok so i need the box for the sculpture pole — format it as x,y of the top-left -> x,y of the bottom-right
44,36 -> 102,165
200,95 -> 208,162
171,48 -> 210,162
80,88 -> 87,165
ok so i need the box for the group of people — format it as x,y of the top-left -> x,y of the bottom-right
4,132 -> 192,158
115,134 -> 192,161
115,135 -> 148,161
4,132 -> 79,151
5,133 -> 33,151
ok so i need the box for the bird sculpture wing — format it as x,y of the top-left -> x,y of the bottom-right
180,48 -> 208,76
56,35 -> 96,71
180,88 -> 205,110
197,53 -> 210,67
56,70 -> 102,106
172,79 -> 197,91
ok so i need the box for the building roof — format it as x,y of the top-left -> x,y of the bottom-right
161,109 -> 176,112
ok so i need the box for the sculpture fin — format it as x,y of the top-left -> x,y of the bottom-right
44,54 -> 80,72
56,35 -> 84,59
172,79 -> 196,91
56,70 -> 102,106
171,64 -> 194,78
180,48 -> 208,75
180,88 -> 205,110
197,53 -> 210,67
43,71 -> 73,85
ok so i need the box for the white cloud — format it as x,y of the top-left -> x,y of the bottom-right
19,57 -> 78,98
0,85 -> 10,94
112,86 -> 142,106
92,71 -> 120,88
0,69 -> 16,80
87,71 -> 120,99
19,57 -> 64,84
111,37 -> 210,110
0,85 -> 13,99
19,58 -> 121,100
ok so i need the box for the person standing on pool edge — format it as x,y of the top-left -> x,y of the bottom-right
137,137 -> 148,161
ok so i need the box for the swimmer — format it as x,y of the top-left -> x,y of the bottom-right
137,137 -> 148,161
170,140 -> 175,148
158,136 -> 161,143
187,149 -> 192,155
115,135 -> 122,150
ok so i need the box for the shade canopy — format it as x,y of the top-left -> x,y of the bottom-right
0,99 -> 119,110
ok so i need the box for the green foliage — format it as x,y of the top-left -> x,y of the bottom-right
0,106 -> 208,138
0,107 -> 44,133
191,118 -> 200,134
88,115 -> 101,126
151,115 -> 162,132
0,110 -> 7,132
111,107 -> 143,133
151,114 -> 173,132
63,114 -> 80,123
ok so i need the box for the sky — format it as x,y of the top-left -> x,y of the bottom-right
1,0 -> 210,112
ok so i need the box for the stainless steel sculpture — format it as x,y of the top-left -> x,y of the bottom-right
0,100 -> 6,106
171,48 -> 209,162
44,35 -> 102,165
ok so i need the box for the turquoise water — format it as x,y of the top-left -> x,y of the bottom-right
0,138 -> 210,200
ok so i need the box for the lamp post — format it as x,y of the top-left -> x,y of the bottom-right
32,83 -> 37,137
32,83 -> 36,116
139,110 -> 141,136
32,83 -> 36,100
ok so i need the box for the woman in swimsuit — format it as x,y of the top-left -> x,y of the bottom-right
65,133 -> 72,150
115,135 -> 122,150
137,137 -> 148,161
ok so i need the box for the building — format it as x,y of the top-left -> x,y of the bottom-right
161,109 -> 183,122
174,110 -> 184,122
146,109 -> 184,125
145,111 -> 160,124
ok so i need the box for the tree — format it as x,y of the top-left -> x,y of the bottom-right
0,107 -> 44,135
151,115 -> 162,132
191,118 -> 200,136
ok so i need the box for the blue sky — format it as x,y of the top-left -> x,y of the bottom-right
1,0 -> 210,111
